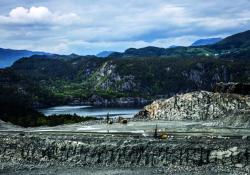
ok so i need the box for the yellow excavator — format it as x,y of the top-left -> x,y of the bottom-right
154,125 -> 168,139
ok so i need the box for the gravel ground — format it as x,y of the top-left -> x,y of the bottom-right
1,164 -> 250,175
1,120 -> 250,175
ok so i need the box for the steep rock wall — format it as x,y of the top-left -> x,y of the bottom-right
0,134 -> 249,168
135,91 -> 250,123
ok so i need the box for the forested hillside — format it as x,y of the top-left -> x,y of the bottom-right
0,30 -> 250,127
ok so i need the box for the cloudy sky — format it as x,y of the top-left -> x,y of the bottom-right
0,0 -> 250,55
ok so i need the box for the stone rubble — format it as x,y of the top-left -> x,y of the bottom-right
135,91 -> 250,127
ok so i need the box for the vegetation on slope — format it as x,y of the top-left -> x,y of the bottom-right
0,70 -> 97,127
110,30 -> 250,59
1,30 -> 250,127
2,56 -> 250,105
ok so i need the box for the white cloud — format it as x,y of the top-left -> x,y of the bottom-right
0,6 -> 79,25
10,7 -> 51,21
0,0 -> 250,55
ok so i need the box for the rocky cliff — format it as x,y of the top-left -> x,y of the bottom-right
135,91 -> 250,127
0,133 -> 249,170
217,110 -> 250,128
5,55 -> 250,108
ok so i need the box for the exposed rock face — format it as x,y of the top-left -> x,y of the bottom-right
214,82 -> 250,95
0,133 -> 249,168
89,61 -> 139,93
217,110 -> 250,128
135,91 -> 250,124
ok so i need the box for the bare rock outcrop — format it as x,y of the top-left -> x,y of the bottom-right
0,133 -> 249,168
135,91 -> 250,126
216,110 -> 250,128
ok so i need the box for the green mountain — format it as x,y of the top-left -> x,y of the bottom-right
2,30 -> 250,106
208,30 -> 250,59
212,30 -> 250,49
4,56 -> 249,108
1,30 -> 250,126
110,30 -> 250,59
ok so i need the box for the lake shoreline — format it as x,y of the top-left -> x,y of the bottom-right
38,105 -> 142,118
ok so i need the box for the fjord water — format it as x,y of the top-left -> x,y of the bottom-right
39,106 -> 141,118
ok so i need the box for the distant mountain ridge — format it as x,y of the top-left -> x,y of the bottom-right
0,48 -> 114,68
1,29 -> 250,129
96,51 -> 115,57
0,29 -> 249,110
109,30 -> 250,59
191,38 -> 223,46
2,30 -> 250,68
0,48 -> 50,68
